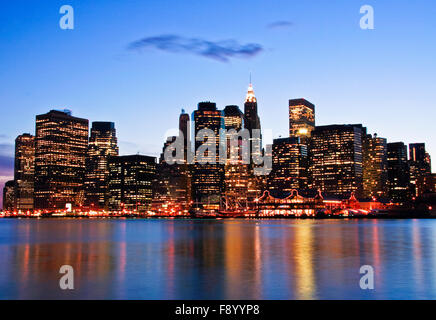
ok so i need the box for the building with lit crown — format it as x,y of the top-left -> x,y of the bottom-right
289,99 -> 315,143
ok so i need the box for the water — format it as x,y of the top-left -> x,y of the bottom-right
0,218 -> 435,300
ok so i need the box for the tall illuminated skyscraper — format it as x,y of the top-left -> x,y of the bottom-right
244,83 -> 262,162
84,122 -> 119,209
409,143 -> 432,196
289,99 -> 315,142
34,110 -> 89,210
311,124 -> 364,197
387,142 -> 411,203
192,102 -> 224,210
14,133 -> 35,211
362,133 -> 388,198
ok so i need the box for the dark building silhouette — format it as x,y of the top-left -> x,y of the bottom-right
107,155 -> 156,212
84,122 -> 119,209
14,133 -> 35,211
192,102 -> 224,210
387,142 -> 411,203
362,133 -> 388,198
409,143 -> 432,196
268,137 -> 308,192
179,109 -> 190,163
289,99 -> 315,143
34,110 -> 89,210
311,124 -> 364,197
3,180 -> 15,211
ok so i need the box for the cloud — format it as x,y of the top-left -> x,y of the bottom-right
267,20 -> 294,29
127,34 -> 263,62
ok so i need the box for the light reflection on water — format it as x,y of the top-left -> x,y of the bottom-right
1,219 -> 436,300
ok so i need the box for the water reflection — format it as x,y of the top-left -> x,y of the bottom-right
0,219 -> 436,299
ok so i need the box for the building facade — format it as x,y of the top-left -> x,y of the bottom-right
387,142 -> 411,204
192,102 -> 224,210
409,143 -> 432,196
107,155 -> 156,212
289,99 -> 315,143
84,122 -> 119,209
3,180 -> 15,211
268,137 -> 308,192
362,133 -> 388,198
14,133 -> 35,211
311,124 -> 364,197
34,110 -> 89,210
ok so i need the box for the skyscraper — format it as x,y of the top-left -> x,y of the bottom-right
84,122 -> 119,209
268,137 -> 308,192
192,102 -> 224,210
244,83 -> 262,162
289,99 -> 315,142
14,133 -> 35,211
409,143 -> 432,196
362,133 -> 388,198
34,110 -> 89,210
107,155 -> 156,212
311,124 -> 364,197
387,142 -> 411,203
179,109 -> 190,163
222,105 -> 251,210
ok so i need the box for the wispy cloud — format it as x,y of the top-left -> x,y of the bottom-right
127,34 -> 263,62
267,20 -> 294,29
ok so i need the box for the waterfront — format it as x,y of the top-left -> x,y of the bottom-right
1,219 -> 436,300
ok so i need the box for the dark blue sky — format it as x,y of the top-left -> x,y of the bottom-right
1,0 -> 435,206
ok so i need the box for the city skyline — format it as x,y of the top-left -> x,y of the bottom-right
1,0 -> 436,208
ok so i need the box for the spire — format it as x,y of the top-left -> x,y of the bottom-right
245,82 -> 257,103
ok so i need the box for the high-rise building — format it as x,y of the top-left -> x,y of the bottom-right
222,105 -> 252,210
387,142 -> 411,203
3,180 -> 15,211
223,105 -> 244,161
362,133 -> 388,198
179,109 -> 190,163
14,133 -> 35,211
107,155 -> 156,212
84,122 -> 119,209
192,102 -> 224,210
289,99 -> 315,142
244,83 -> 262,162
268,137 -> 308,192
311,124 -> 364,197
409,143 -> 432,196
34,110 -> 89,210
